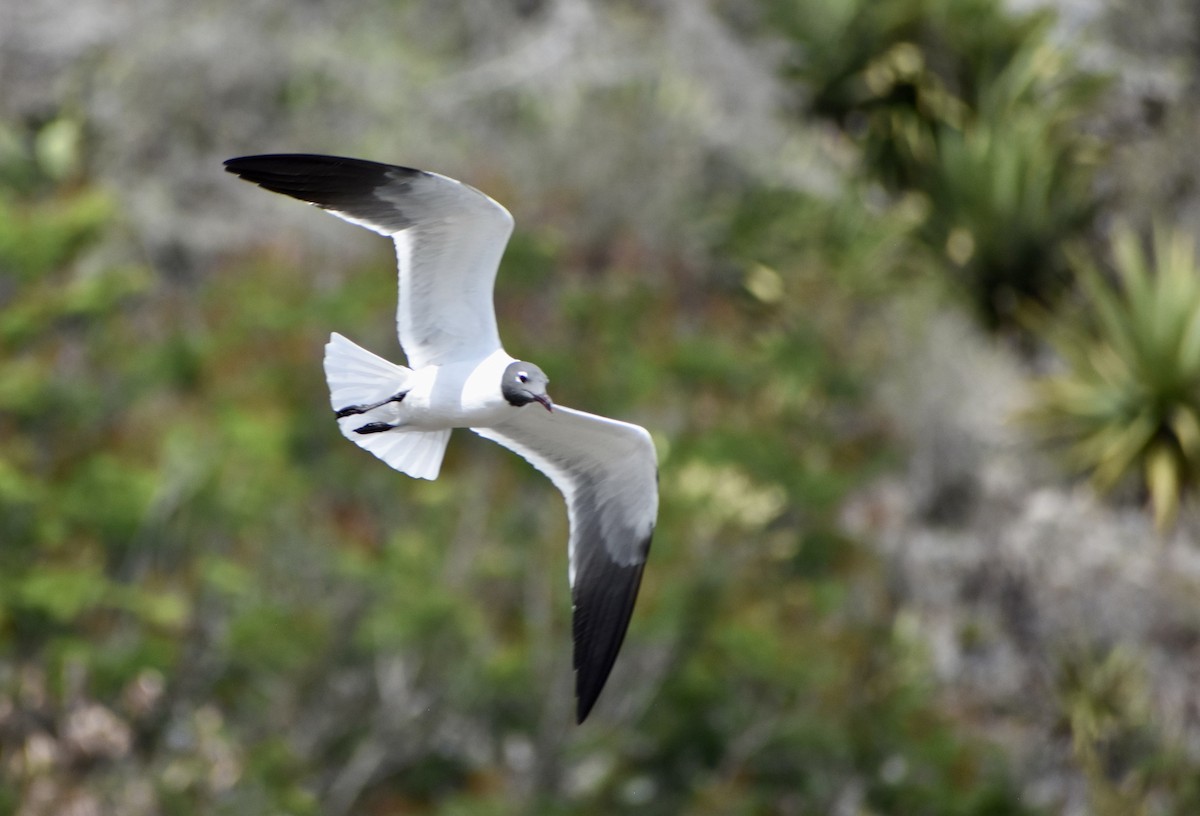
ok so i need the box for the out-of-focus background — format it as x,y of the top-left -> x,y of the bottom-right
3,0 -> 1200,813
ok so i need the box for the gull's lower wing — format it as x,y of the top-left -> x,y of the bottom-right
224,154 -> 514,368
472,406 -> 658,723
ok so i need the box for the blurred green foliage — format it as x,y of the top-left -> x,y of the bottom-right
1055,645 -> 1200,816
768,0 -> 1104,328
0,113 -> 1041,814
2,1 -> 1199,813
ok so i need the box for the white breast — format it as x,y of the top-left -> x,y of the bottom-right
402,349 -> 518,430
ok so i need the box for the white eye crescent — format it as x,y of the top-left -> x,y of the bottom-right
518,372 -> 529,383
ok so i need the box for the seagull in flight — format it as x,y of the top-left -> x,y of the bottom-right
224,154 -> 658,722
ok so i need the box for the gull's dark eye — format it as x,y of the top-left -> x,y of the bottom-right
518,372 -> 529,383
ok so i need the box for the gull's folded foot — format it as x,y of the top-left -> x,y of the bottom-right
354,421 -> 398,434
334,391 -> 407,418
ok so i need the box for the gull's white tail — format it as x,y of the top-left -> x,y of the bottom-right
323,332 -> 451,480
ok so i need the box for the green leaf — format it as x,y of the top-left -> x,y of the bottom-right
1145,443 -> 1181,532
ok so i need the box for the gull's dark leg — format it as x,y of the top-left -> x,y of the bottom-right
354,422 -> 398,435
334,391 -> 408,418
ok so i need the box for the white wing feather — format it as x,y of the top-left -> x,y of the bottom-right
472,405 -> 657,721
224,155 -> 514,368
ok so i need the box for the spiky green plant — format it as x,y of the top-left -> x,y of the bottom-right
1028,224 -> 1200,529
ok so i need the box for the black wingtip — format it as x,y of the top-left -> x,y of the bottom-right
224,153 -> 418,194
224,153 -> 383,174
223,154 -> 427,228
572,534 -> 652,724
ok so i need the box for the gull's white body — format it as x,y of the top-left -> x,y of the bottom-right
324,336 -> 520,480
225,154 -> 658,722
331,338 -> 518,431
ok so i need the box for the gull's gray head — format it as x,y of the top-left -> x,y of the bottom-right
502,361 -> 553,412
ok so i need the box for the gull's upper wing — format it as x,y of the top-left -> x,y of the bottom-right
224,154 -> 514,368
472,406 -> 658,723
